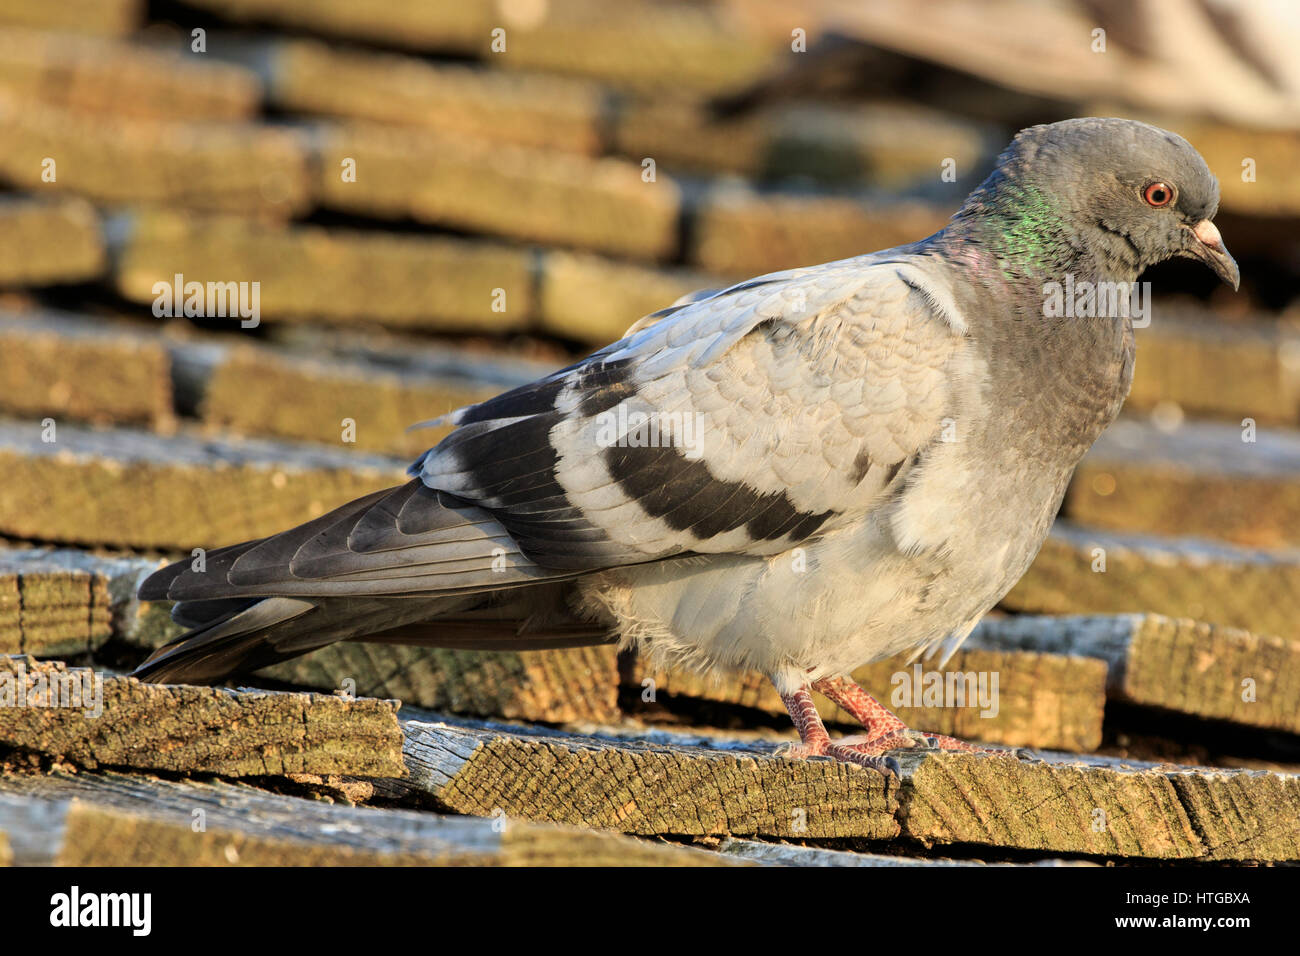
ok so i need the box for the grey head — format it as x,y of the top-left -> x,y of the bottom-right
949,117 -> 1239,290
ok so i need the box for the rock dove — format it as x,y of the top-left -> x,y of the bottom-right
135,118 -> 1239,771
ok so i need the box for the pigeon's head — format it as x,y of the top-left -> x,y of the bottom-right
963,118 -> 1239,289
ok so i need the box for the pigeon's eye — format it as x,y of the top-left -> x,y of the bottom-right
1142,182 -> 1174,207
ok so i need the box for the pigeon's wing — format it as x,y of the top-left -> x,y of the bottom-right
139,479 -> 586,602
415,252 -> 970,570
141,251 -> 967,607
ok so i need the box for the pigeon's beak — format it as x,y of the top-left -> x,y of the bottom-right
1184,219 -> 1240,290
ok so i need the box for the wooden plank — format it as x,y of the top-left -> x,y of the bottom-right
969,613 -> 1300,736
0,420 -> 404,549
488,0 -> 776,95
0,772 -> 730,866
0,656 -> 405,778
896,750 -> 1300,862
1129,311 -> 1300,426
615,99 -> 991,189
631,646 -> 1108,752
198,343 -> 505,456
0,196 -> 104,287
257,643 -> 622,725
1174,119 -> 1300,217
539,250 -> 713,344
1166,768 -> 1300,862
1005,523 -> 1300,645
0,26 -> 260,121
113,210 -> 534,332
396,717 -> 1299,859
0,98 -> 310,218
180,0 -> 496,55
246,37 -> 604,153
0,0 -> 140,37
314,123 -> 681,262
717,838 -> 1096,867
398,717 -> 899,840
1069,419 -> 1300,548
689,186 -> 950,276
0,310 -> 173,429
0,548 -> 165,658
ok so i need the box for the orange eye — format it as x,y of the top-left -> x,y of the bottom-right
1143,182 -> 1174,207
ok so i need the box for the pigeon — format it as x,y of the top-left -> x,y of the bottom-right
134,118 -> 1239,772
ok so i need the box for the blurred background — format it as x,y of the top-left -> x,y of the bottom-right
1,1 -> 1300,762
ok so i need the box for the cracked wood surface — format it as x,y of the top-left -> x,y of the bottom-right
392,717 -> 1300,861
970,613 -> 1300,735
396,717 -> 899,840
0,656 -> 404,778
0,547 -> 166,658
0,771 -> 731,866
1006,522 -> 1300,644
894,750 -> 1300,862
0,421 -> 404,549
258,642 -> 622,725
1070,419 -> 1300,548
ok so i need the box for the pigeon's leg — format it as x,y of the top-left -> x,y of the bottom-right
812,674 -> 1004,755
777,684 -> 898,773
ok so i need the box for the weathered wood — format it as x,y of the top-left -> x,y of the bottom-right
717,838 -> 1096,867
114,209 -> 534,331
1069,419 -> 1300,548
0,547 -> 166,657
488,0 -> 775,94
539,250 -> 712,344
689,186 -> 950,276
244,36 -> 605,153
1166,768 -> 1300,862
314,123 -> 682,262
615,99 -> 991,189
969,613 -> 1300,736
0,196 -> 104,287
1005,523 -> 1300,644
0,0 -> 140,36
0,771 -> 731,866
0,421 -> 404,549
1129,311 -> 1300,426
258,642 -> 622,725
181,0 -> 495,55
398,717 -> 899,839
0,25 -> 260,120
1174,120 -> 1300,216
199,343 -> 502,455
0,98 -> 310,217
0,656 -> 405,778
632,646 -> 1108,752
895,750 -> 1300,861
0,310 -> 173,429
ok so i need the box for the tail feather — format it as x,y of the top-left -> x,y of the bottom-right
134,597 -> 319,685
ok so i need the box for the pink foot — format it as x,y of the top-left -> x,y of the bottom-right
777,675 -> 1024,776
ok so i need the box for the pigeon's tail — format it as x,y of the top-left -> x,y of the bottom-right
132,594 -> 457,685
131,477 -> 613,685
134,590 -> 615,686
133,597 -> 323,684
